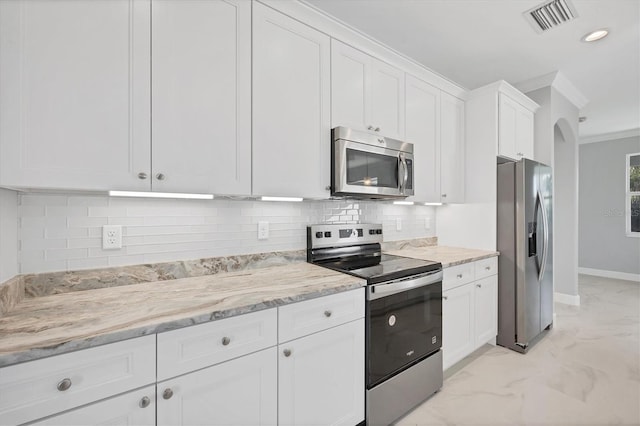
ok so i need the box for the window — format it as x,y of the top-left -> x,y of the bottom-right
627,153 -> 640,237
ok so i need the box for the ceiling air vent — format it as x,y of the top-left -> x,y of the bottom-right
524,0 -> 579,33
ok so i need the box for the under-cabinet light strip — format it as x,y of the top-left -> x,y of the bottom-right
260,196 -> 304,202
108,190 -> 214,200
393,201 -> 414,205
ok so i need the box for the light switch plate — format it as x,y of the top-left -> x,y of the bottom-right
102,225 -> 122,250
258,221 -> 269,240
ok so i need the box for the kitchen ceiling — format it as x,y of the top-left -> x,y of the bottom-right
304,0 -> 640,140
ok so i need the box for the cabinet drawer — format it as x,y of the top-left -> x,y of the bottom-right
475,257 -> 498,280
443,262 -> 475,291
157,308 -> 277,381
278,288 -> 364,343
0,335 -> 155,426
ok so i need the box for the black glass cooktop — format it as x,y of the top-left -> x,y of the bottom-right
318,253 -> 441,285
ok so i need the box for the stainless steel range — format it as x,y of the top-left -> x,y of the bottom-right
307,224 -> 443,426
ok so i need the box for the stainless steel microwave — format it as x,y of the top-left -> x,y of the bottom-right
331,127 -> 414,199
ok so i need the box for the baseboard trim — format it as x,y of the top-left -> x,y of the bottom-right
554,292 -> 580,306
578,267 -> 640,282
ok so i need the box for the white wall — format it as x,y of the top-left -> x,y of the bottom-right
579,136 -> 640,275
17,194 -> 436,274
0,188 -> 18,282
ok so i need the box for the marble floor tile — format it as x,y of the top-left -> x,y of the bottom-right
396,275 -> 640,426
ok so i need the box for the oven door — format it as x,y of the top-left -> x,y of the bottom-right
333,138 -> 414,198
366,271 -> 442,388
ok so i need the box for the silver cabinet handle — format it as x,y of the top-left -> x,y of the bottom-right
221,336 -> 231,346
163,388 -> 173,400
283,349 -> 292,357
137,172 -> 148,180
156,173 -> 166,181
367,125 -> 374,130
374,127 -> 380,132
456,274 -> 463,279
485,266 -> 491,270
476,284 -> 482,288
442,193 -> 447,198
139,396 -> 151,408
57,378 -> 72,392
324,310 -> 332,318
443,296 -> 448,300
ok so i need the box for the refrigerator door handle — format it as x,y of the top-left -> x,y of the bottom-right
537,190 -> 549,282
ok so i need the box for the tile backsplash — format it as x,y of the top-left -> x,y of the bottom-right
18,194 -> 436,274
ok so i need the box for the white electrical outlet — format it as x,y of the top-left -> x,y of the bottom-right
258,221 -> 269,240
425,217 -> 431,230
396,218 -> 402,231
102,225 -> 122,250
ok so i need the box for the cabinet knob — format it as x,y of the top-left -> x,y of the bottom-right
156,173 -> 166,181
56,378 -> 72,392
485,266 -> 491,271
283,348 -> 292,357
163,388 -> 174,400
139,396 -> 151,408
221,336 -> 231,346
324,310 -> 332,318
367,125 -> 374,130
456,274 -> 463,279
476,284 -> 482,288
443,296 -> 448,300
137,172 -> 148,180
442,194 -> 447,198
374,127 -> 380,132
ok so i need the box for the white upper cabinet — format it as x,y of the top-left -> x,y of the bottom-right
151,0 -> 251,195
252,3 -> 331,199
498,93 -> 535,161
405,75 -> 441,202
331,40 -> 405,140
440,92 -> 465,203
0,0 -> 151,191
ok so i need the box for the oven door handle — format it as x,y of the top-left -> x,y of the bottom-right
368,271 -> 443,300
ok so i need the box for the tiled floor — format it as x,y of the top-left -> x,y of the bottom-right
397,274 -> 640,425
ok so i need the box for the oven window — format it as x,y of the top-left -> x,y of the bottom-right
367,282 -> 442,387
346,148 -> 399,188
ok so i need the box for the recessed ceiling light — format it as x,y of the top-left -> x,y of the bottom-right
582,29 -> 609,42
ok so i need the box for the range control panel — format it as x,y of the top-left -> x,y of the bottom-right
307,223 -> 383,249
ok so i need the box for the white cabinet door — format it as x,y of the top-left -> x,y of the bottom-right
474,275 -> 498,347
151,0 -> 250,195
370,59 -> 405,140
0,0 -> 150,191
440,92 -> 465,203
516,106 -> 535,160
331,39 -> 404,139
442,283 -> 475,370
31,386 -> 155,426
157,347 -> 277,426
253,3 -> 331,198
405,75 -> 440,202
331,39 -> 370,133
498,94 -> 519,160
278,319 -> 365,426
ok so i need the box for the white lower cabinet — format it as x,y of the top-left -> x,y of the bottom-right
157,347 -> 278,426
442,258 -> 498,370
278,319 -> 365,426
30,385 -> 155,426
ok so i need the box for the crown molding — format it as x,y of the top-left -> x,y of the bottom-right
579,128 -> 640,144
515,71 -> 589,109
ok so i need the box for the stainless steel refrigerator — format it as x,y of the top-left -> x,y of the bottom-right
497,158 -> 553,353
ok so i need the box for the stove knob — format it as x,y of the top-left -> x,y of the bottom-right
369,229 -> 376,235
315,231 -> 323,238
376,229 -> 382,235
324,231 -> 332,238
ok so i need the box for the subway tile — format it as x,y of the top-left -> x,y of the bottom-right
68,217 -> 108,228
18,205 -> 45,217
46,206 -> 88,217
89,206 -> 127,217
143,216 -> 205,226
20,194 -> 68,206
21,238 -> 67,250
108,217 -> 146,226
108,254 -> 146,267
68,238 -> 101,249
69,196 -> 109,206
46,248 -> 88,261
20,259 -> 67,274
68,257 -> 109,271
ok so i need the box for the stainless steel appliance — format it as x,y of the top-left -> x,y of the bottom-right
497,158 -> 553,353
331,127 -> 414,199
307,224 -> 442,426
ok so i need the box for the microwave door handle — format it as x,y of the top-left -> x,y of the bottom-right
399,154 -> 408,194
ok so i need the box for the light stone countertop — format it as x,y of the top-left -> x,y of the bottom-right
0,263 -> 365,367
385,245 -> 499,267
